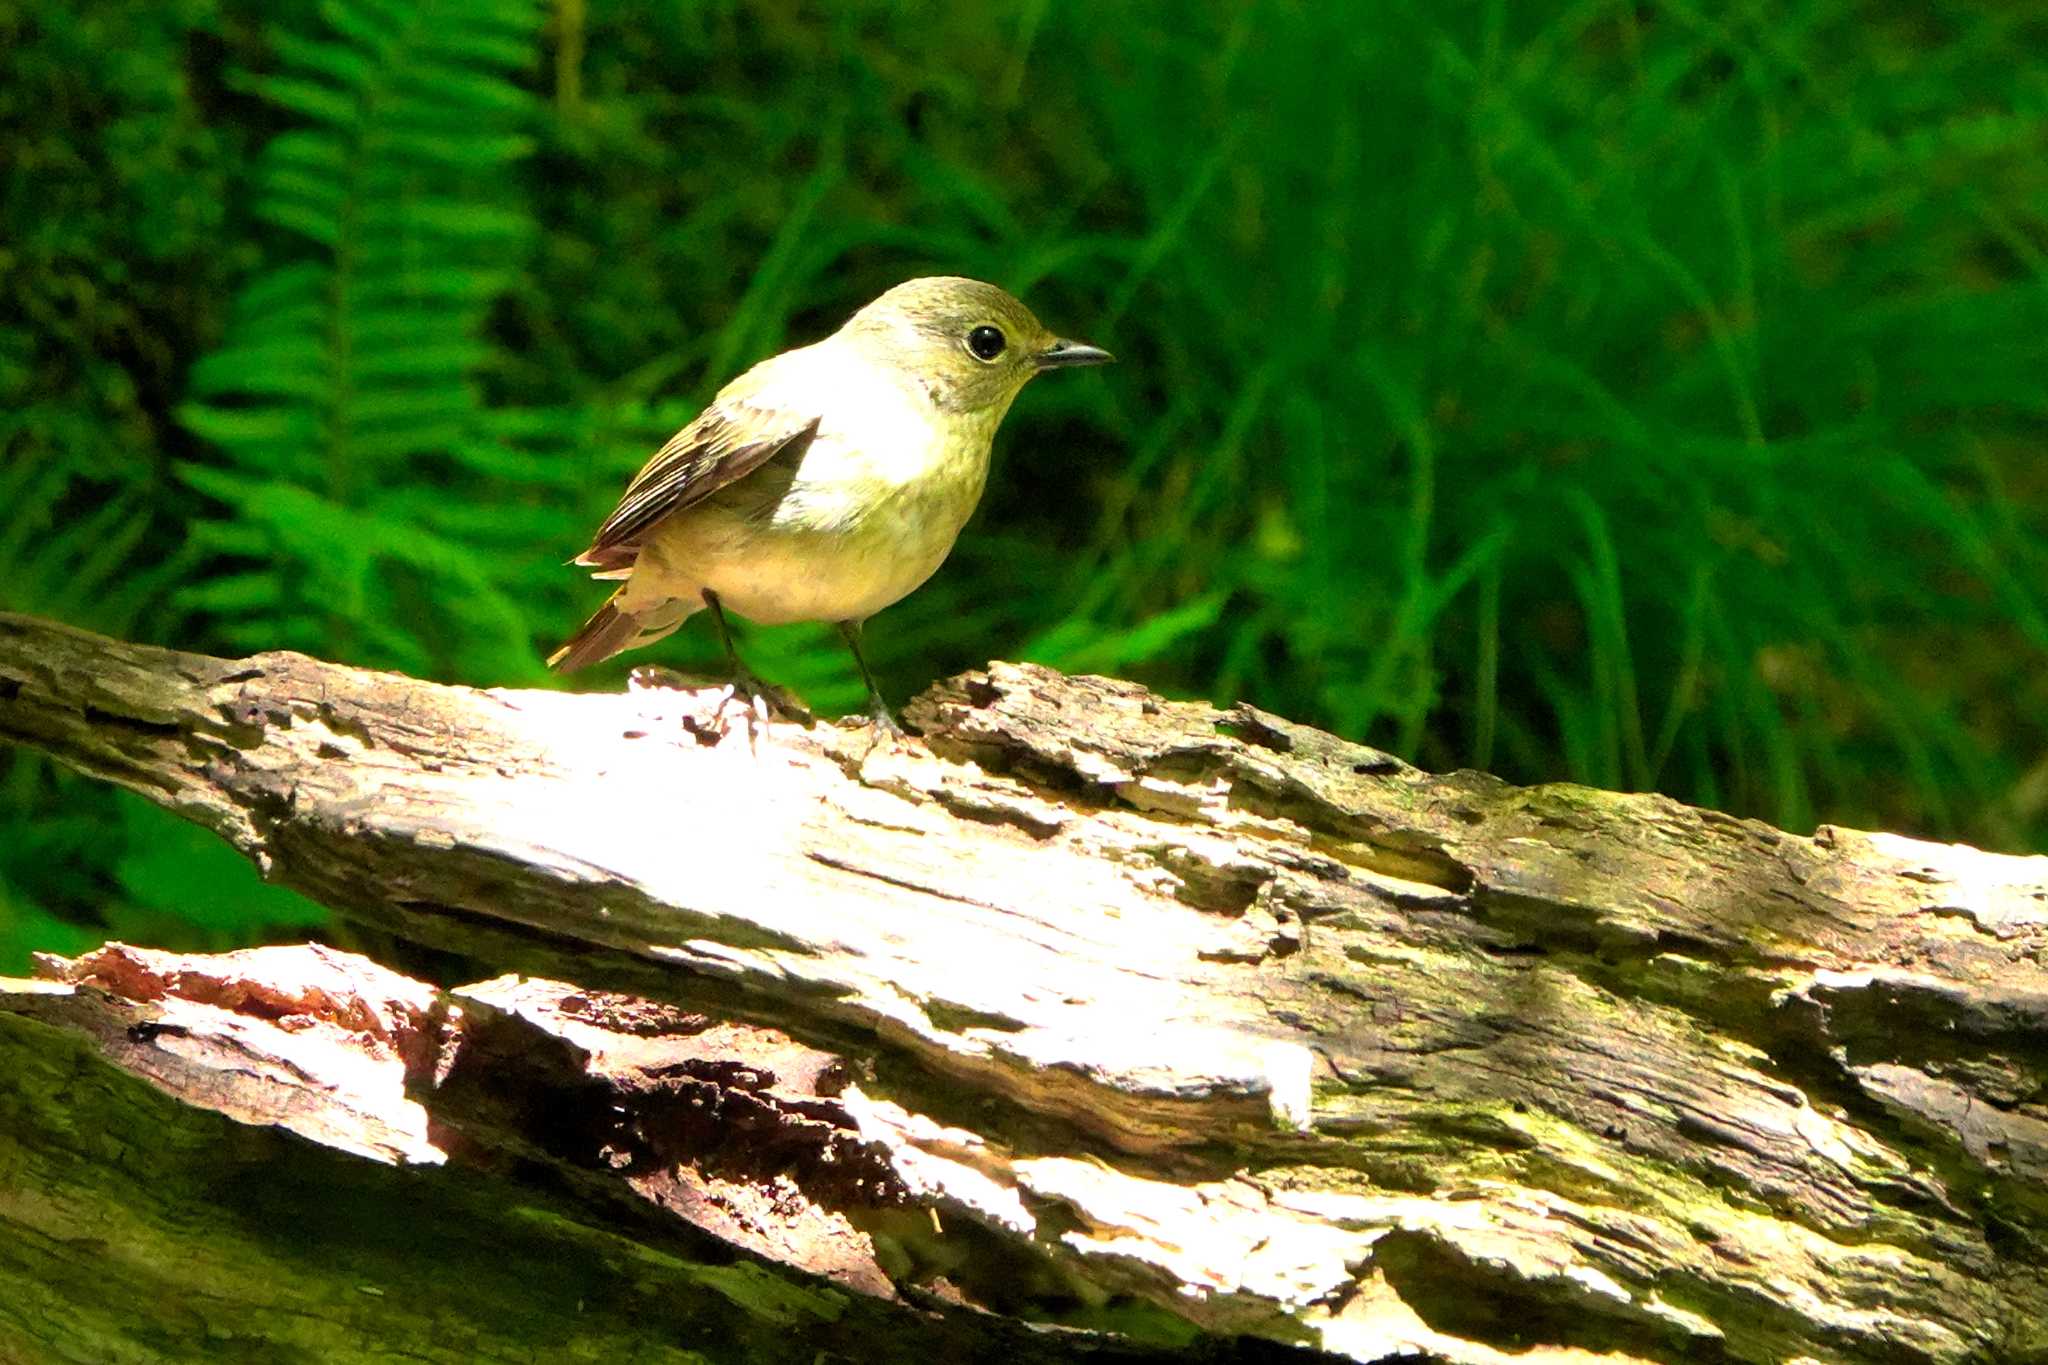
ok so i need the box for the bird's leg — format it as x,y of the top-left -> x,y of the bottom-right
701,589 -> 807,724
837,619 -> 905,738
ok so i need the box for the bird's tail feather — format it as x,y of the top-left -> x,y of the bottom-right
548,591 -> 687,672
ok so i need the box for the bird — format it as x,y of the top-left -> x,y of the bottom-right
548,276 -> 1113,732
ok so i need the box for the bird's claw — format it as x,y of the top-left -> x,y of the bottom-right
724,668 -> 809,722
696,668 -> 809,749
856,695 -> 917,754
631,665 -> 807,747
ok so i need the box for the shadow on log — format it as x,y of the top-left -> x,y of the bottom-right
2,612 -> 2046,1362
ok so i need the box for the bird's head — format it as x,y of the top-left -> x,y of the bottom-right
838,276 -> 1112,419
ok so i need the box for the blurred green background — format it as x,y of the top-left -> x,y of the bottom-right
4,0 -> 2046,969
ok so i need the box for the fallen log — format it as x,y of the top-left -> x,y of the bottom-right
2,612 -> 2044,1362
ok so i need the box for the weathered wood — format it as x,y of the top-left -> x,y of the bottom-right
2,611 -> 2046,1363
0,946 -> 1265,1363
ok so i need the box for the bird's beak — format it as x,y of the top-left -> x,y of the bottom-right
1035,338 -> 1115,370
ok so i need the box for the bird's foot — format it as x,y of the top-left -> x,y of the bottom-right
629,665 -> 808,745
699,667 -> 810,747
867,696 -> 905,737
856,694 -> 917,753
729,667 -> 810,721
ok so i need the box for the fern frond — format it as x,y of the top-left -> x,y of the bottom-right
178,0 -> 551,678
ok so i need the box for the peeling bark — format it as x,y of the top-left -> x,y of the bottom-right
2,612 -> 2046,1363
0,947 -> 1243,1363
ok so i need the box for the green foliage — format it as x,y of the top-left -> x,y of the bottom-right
0,0 -> 293,967
176,0 -> 552,680
112,792 -> 331,937
1008,2 -> 2048,847
3,0 -> 2046,970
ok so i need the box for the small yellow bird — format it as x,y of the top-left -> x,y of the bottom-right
549,277 -> 1112,730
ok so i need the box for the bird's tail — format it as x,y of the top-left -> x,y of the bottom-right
547,590 -> 688,673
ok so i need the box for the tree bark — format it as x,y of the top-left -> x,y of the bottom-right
2,611 -> 2045,1363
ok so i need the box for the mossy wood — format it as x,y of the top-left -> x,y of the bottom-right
1,612 -> 2044,1363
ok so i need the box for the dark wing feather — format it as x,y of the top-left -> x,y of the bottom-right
576,404 -> 820,565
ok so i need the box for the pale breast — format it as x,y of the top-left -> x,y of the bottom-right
637,347 -> 997,625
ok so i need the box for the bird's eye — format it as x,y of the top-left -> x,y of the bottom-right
967,324 -> 1007,362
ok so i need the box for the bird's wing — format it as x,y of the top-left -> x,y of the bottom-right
575,392 -> 821,567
